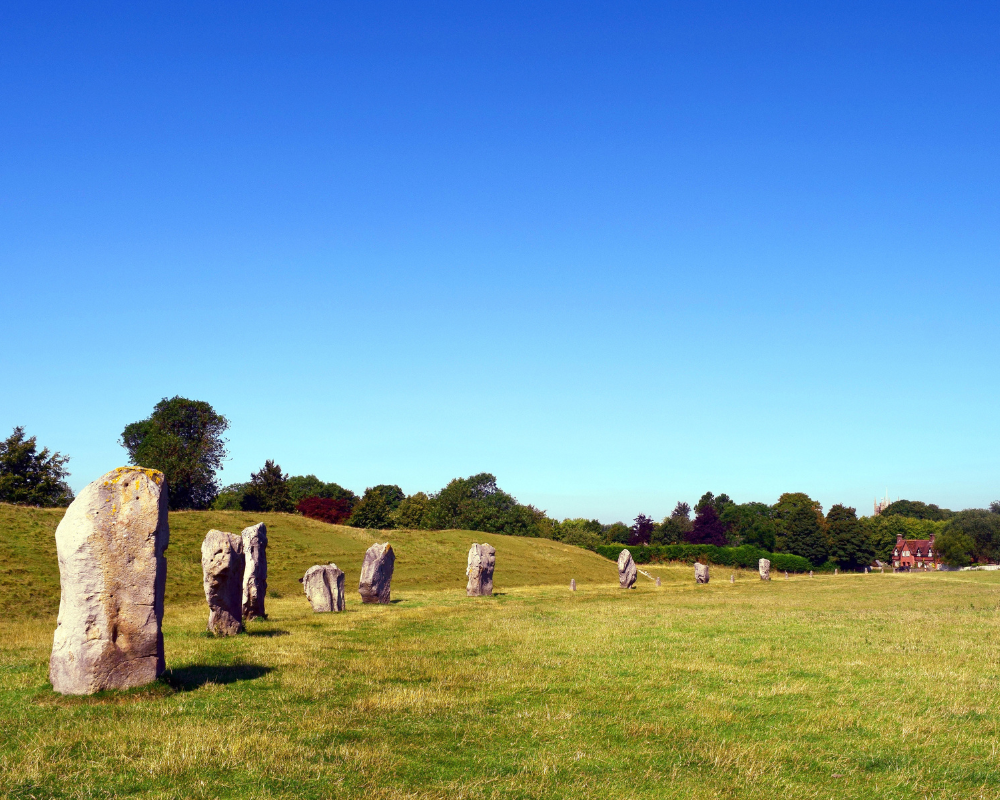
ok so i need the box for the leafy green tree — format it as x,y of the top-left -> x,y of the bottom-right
557,518 -> 604,550
350,484 -> 405,529
212,482 -> 248,510
826,505 -> 874,570
653,502 -> 692,545
120,397 -> 229,510
772,492 -> 825,554
0,426 -> 74,507
720,502 -> 777,551
420,473 -> 549,537
943,510 -> 1000,564
990,501 -> 1000,515
243,460 -> 294,512
859,515 -> 946,563
783,504 -> 828,566
882,500 -> 953,521
934,526 -> 974,568
396,492 -> 430,529
286,475 -> 358,507
604,522 -> 631,544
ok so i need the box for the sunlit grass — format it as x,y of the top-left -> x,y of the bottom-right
2,561 -> 1000,798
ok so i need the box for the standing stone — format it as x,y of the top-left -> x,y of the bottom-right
49,467 -> 169,695
359,542 -> 395,604
809,570 -> 813,578
835,568 -> 839,576
466,543 -> 496,597
655,576 -> 661,587
570,579 -> 576,591
617,549 -> 637,589
202,530 -> 245,636
758,558 -> 771,581
241,522 -> 267,620
303,564 -> 345,612
784,571 -> 789,580
695,563 -> 710,584
730,574 -> 735,584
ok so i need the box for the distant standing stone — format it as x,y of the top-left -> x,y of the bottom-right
618,549 -> 637,589
202,529 -> 245,636
695,563 -> 709,584
303,564 -> 345,612
784,571 -> 789,580
835,568 -> 839,576
466,543 -> 496,597
359,542 -> 395,604
730,574 -> 735,584
809,570 -> 813,578
241,522 -> 267,620
759,558 -> 771,581
570,579 -> 576,591
655,576 -> 661,587
49,467 -> 169,696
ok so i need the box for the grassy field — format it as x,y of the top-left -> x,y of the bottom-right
2,506 -> 1000,798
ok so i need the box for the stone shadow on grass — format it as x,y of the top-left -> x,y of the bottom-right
163,664 -> 273,691
246,629 -> 290,638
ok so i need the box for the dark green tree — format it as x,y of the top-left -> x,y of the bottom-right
990,501 -> 1000,515
934,526 -> 974,568
826,504 -> 873,570
772,492 -> 825,553
243,460 -> 294,512
120,397 -> 229,509
882,500 -> 953,521
350,484 -> 405,529
653,502 -> 693,545
783,504 -> 828,566
420,473 -> 546,537
286,475 -> 358,507
604,522 -> 631,544
720,502 -> 777,551
396,491 -> 430,529
943,510 -> 1000,564
0,426 -> 74,507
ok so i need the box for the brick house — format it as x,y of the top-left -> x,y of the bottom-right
892,533 -> 938,570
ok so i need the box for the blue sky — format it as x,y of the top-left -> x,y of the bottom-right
2,1 -> 997,522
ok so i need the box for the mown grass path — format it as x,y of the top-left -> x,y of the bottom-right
2,566 -> 999,798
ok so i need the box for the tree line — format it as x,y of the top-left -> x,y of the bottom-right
3,396 -> 998,569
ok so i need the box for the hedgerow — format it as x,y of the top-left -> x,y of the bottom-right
594,543 -> 814,573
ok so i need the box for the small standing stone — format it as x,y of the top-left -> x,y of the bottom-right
49,467 -> 169,695
784,571 -> 789,580
466,543 -> 496,597
730,574 -> 735,584
303,564 -> 345,612
809,570 -> 813,578
202,530 -> 245,636
695,563 -> 709,584
835,568 -> 839,575
570,579 -> 576,591
359,542 -> 395,604
241,522 -> 267,620
618,549 -> 637,589
655,576 -> 661,587
758,558 -> 771,581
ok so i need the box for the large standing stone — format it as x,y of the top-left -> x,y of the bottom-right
49,467 -> 169,696
466,543 -> 496,597
695,563 -> 710,584
758,558 -> 771,581
241,523 -> 268,620
303,564 -> 345,612
618,549 -> 637,589
359,542 -> 395,604
202,530 -> 245,635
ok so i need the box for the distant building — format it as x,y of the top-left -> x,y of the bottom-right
873,491 -> 892,516
892,533 -> 938,570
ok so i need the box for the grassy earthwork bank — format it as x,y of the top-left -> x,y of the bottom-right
2,505 -> 1000,798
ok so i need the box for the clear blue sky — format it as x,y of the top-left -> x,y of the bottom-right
2,1 -> 997,522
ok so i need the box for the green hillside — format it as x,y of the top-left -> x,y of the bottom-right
0,504 -> 619,619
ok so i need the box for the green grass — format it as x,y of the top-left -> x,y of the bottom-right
2,505 -> 1000,798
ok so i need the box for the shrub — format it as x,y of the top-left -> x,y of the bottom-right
594,543 -> 813,573
297,496 -> 353,524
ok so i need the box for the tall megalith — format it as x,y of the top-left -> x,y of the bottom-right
618,549 -> 637,589
303,564 -> 345,612
202,530 -> 245,635
695,563 -> 710,584
758,558 -> 771,581
49,467 -> 169,695
359,542 -> 395,604
241,523 -> 268,620
466,543 -> 496,597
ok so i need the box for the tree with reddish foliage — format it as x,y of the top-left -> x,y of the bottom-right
297,495 -> 353,525
686,503 -> 729,546
629,514 -> 655,545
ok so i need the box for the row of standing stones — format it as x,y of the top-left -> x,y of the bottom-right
615,548 -> 776,588
46,467 -> 502,695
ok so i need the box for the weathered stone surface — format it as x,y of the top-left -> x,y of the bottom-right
241,523 -> 268,620
570,579 -> 576,591
655,576 -> 661,587
730,574 -> 735,583
49,467 -> 169,696
359,542 -> 395,604
784,571 -> 789,580
303,564 -> 345,612
618,549 -> 637,589
835,568 -> 839,575
809,570 -> 814,578
758,558 -> 771,581
695,563 -> 709,584
466,543 -> 496,597
202,530 -> 245,635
